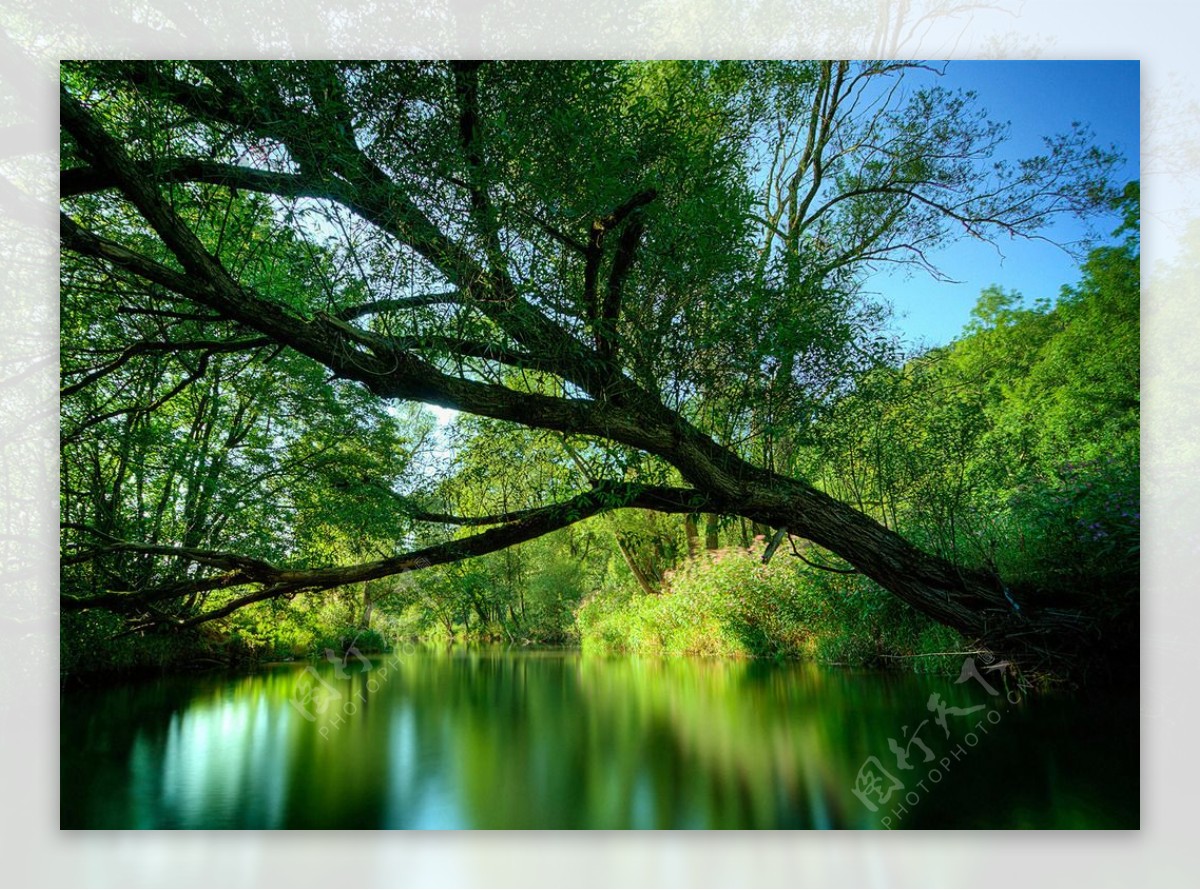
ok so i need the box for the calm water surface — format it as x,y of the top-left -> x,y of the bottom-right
61,647 -> 1137,829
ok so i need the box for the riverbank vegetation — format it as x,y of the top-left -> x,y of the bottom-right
59,61 -> 1137,683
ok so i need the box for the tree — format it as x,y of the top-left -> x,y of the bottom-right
799,187 -> 1138,629
59,61 -> 1124,670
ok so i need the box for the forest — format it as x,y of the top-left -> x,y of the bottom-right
59,61 -> 1139,684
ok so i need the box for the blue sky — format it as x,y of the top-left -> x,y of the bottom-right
866,60 -> 1141,349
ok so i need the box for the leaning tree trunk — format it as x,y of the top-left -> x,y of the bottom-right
743,473 -> 1094,673
643,409 -> 1097,673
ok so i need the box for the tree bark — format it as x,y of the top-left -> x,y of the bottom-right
704,513 -> 720,551
361,583 -> 374,630
615,533 -> 658,597
732,473 -> 1089,668
684,515 -> 700,558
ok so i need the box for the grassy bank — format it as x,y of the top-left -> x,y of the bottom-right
576,543 -> 970,673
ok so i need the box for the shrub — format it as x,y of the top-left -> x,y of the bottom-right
985,458 -> 1139,618
575,543 -> 970,671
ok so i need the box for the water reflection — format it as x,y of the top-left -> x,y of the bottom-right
60,647 -> 1137,829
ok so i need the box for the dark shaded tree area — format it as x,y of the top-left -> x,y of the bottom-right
59,60 -> 1132,675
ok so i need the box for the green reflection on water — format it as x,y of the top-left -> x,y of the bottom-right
60,647 -> 1137,829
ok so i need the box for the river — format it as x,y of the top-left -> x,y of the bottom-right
60,646 -> 1137,829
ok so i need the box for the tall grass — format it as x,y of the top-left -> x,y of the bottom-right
576,542 -> 970,672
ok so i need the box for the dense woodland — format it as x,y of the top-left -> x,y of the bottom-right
59,61 -> 1138,681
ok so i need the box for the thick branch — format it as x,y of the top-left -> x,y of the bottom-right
386,335 -> 560,375
59,96 -> 664,452
62,158 -> 328,200
61,94 -> 775,505
451,60 -> 503,270
584,188 -> 657,329
599,212 -> 646,359
62,482 -> 714,622
65,154 -> 623,401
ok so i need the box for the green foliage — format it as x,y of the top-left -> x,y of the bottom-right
518,549 -> 588,642
577,544 -> 968,670
308,627 -> 390,657
806,187 -> 1139,602
994,458 -> 1139,610
581,187 -> 1139,667
62,584 -> 412,681
59,60 -> 1135,677
60,611 -> 208,680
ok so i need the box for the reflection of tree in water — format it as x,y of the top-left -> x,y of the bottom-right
60,649 -> 1138,827
570,655 -> 992,828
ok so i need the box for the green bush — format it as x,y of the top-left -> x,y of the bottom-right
308,626 -> 391,658
61,609 -> 213,680
576,544 -> 970,671
61,585 -> 406,682
923,457 -> 1142,626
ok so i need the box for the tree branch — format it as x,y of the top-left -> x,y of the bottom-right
599,212 -> 647,359
60,94 -> 664,451
585,189 -> 657,344
62,482 -> 714,623
62,337 -> 271,398
334,293 -> 459,320
789,535 -> 859,574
